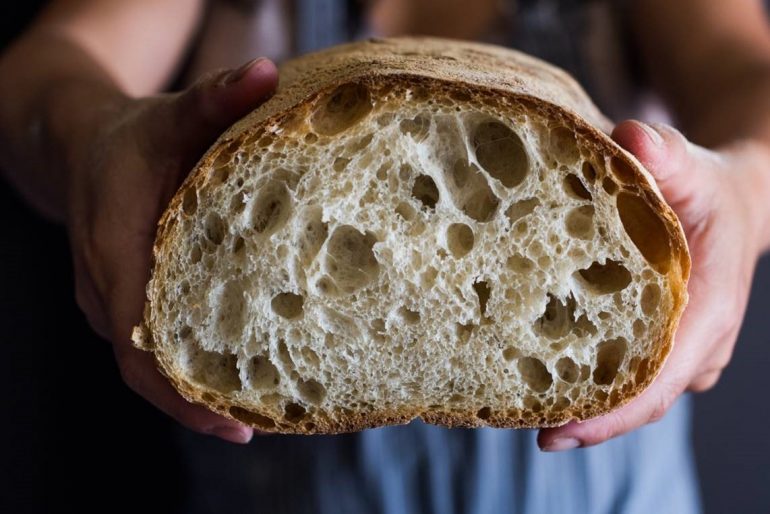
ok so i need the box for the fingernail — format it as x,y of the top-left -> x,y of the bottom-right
224,57 -> 265,85
210,425 -> 253,444
637,121 -> 663,147
542,437 -> 581,452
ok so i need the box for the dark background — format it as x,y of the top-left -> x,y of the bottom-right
1,3 -> 769,513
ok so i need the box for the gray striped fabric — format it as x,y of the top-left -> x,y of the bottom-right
179,397 -> 699,513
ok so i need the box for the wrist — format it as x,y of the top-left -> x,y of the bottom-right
42,79 -> 130,223
725,140 -> 770,254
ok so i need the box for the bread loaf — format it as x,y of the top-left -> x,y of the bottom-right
132,37 -> 690,434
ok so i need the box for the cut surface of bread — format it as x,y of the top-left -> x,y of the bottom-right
132,37 -> 690,434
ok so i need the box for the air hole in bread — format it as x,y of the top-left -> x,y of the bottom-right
230,191 -> 247,214
296,206 -> 328,265
284,402 -> 307,422
535,294 -> 572,339
370,318 -> 386,335
617,192 -> 671,273
602,176 -> 618,195
476,406 -> 492,420
333,157 -> 350,173
506,254 -> 535,273
553,396 -> 571,411
446,223 -> 474,258
184,345 -> 241,393
564,173 -> 592,200
214,281 -> 246,340
253,180 -> 291,235
301,347 -> 321,368
347,133 -> 374,154
641,283 -> 661,315
399,113 -> 430,141
555,357 -> 579,383
565,205 -> 595,239
271,168 -> 303,191
576,260 -> 632,294
271,292 -> 304,319
232,236 -> 245,254
398,163 -> 413,182
635,357 -> 651,385
247,355 -> 280,389
298,379 -> 327,405
549,126 -> 581,164
582,161 -> 598,183
229,406 -> 275,429
178,324 -> 192,340
505,197 -> 540,225
502,347 -> 521,361
204,213 -> 226,245
324,225 -> 380,294
633,319 -> 646,337
398,306 -> 421,324
396,202 -> 417,221
473,280 -> 491,319
304,133 -> 318,144
412,174 -> 439,210
518,357 -> 553,393
472,120 -> 528,188
182,188 -> 198,216
277,339 -> 295,373
315,276 -> 338,296
593,338 -> 627,385
311,83 -> 373,136
190,243 -> 202,264
610,156 -> 635,184
211,166 -> 230,185
455,322 -> 474,343
257,133 -> 273,147
446,159 -> 499,222
421,266 -> 438,288
375,162 -> 391,181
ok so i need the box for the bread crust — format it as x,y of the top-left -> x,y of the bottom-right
133,37 -> 690,434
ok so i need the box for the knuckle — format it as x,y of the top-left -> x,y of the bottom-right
690,372 -> 721,393
587,411 -> 628,445
117,358 -> 142,391
648,387 -> 679,424
648,401 -> 669,424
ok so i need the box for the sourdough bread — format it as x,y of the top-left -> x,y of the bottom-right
132,37 -> 690,434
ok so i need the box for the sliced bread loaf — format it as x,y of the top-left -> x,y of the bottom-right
132,37 -> 690,434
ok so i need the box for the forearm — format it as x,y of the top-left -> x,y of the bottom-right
0,31 -> 128,222
683,67 -> 770,254
632,0 -> 770,252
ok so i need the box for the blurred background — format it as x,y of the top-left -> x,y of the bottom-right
1,2 -> 769,513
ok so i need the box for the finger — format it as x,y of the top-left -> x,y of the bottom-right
105,235 -> 253,444
115,345 -> 254,444
689,370 -> 721,393
611,120 -> 716,228
537,371 -> 686,451
152,57 -> 279,159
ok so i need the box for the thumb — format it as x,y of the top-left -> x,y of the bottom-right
612,120 -> 717,229
153,57 -> 279,158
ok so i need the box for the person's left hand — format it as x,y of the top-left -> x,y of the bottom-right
538,120 -> 770,451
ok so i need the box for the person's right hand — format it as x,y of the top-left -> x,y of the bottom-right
66,58 -> 279,443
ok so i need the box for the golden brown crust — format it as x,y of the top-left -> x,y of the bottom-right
134,37 -> 690,434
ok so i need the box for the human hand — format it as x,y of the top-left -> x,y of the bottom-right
539,120 -> 770,451
66,58 -> 278,443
